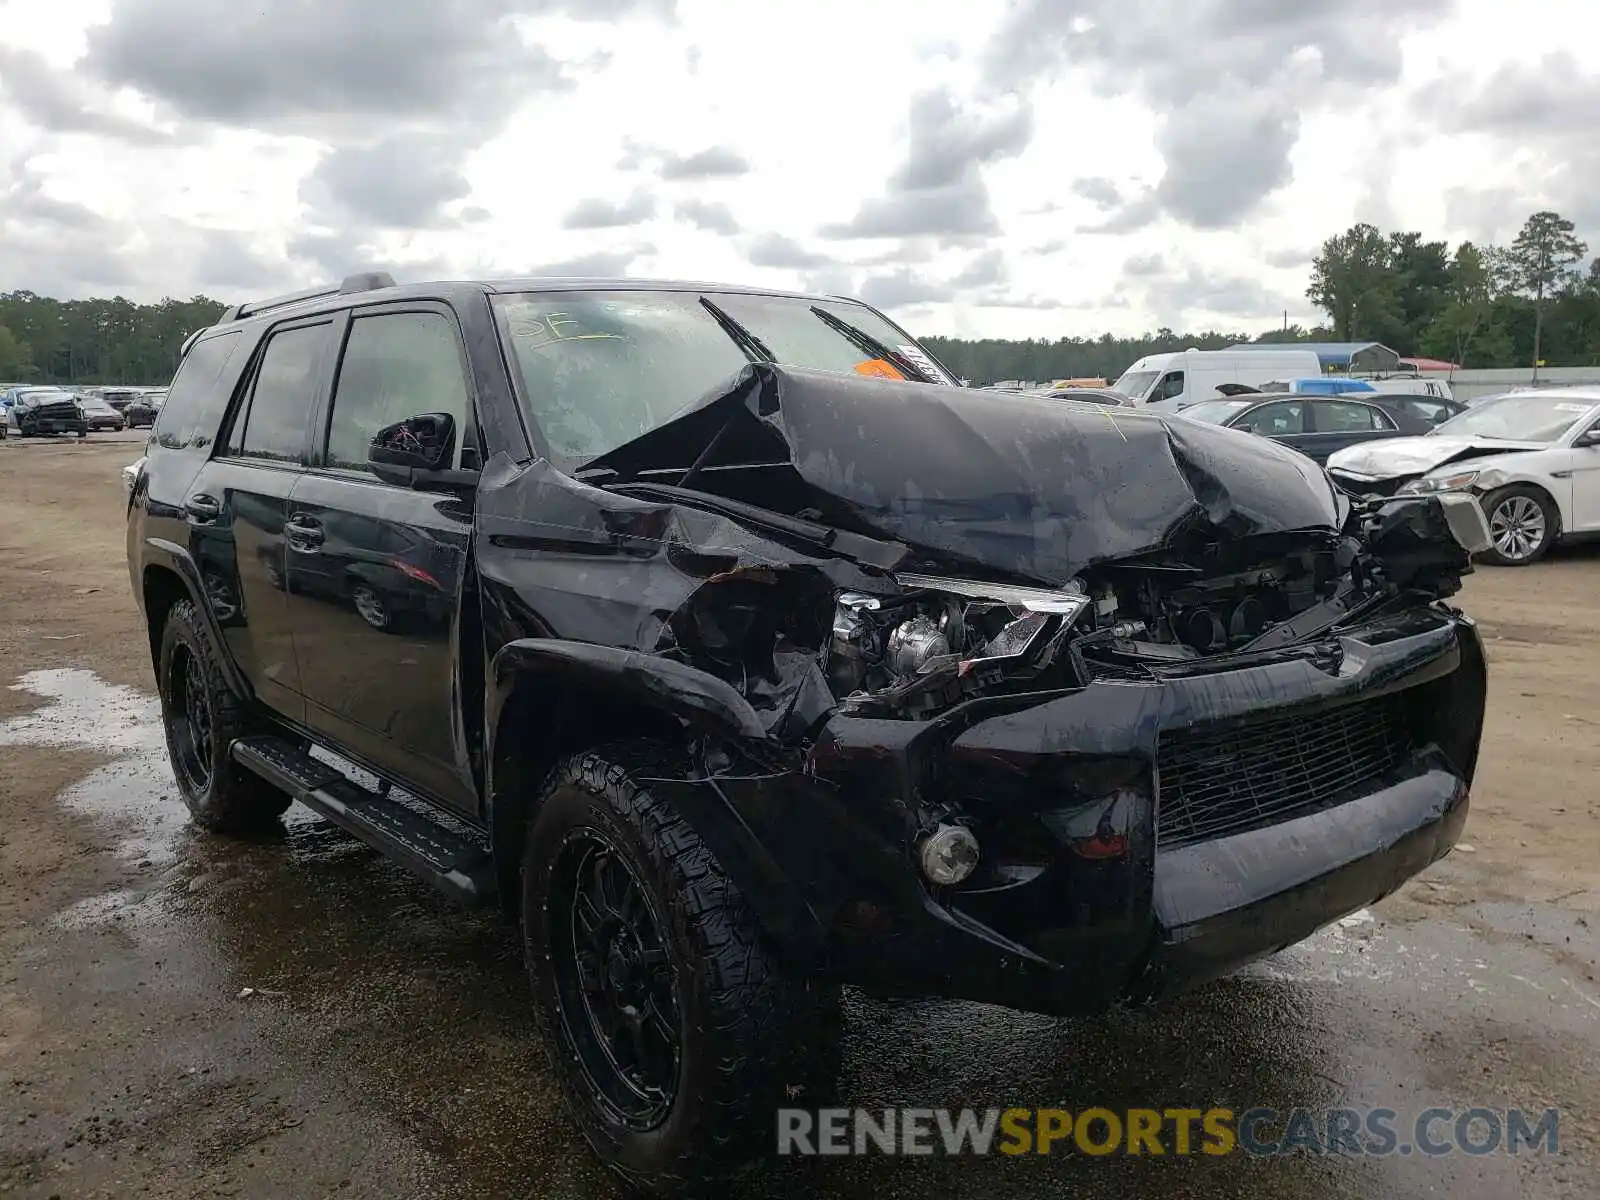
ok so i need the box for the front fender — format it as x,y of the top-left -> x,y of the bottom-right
484,640 -> 835,965
486,638 -> 768,742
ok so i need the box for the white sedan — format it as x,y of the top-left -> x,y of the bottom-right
1325,388 -> 1600,566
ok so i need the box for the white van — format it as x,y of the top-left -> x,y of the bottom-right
1111,348 -> 1323,411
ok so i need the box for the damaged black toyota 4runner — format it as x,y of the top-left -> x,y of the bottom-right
126,273 -> 1491,1192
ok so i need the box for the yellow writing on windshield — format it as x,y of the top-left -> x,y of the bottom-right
512,310 -> 628,349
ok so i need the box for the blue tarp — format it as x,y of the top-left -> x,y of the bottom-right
1287,377 -> 1376,394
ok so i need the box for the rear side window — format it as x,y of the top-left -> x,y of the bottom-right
1235,400 -> 1305,435
1315,400 -> 1393,432
323,311 -> 472,472
152,332 -> 243,451
1400,399 -> 1453,425
228,323 -> 332,463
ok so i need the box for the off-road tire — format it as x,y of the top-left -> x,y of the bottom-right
1478,483 -> 1558,567
158,598 -> 291,833
522,742 -> 841,1194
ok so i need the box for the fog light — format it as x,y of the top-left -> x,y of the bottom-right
919,823 -> 979,886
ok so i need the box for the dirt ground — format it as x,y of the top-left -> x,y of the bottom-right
1,434 -> 1596,1199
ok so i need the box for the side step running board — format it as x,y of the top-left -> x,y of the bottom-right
231,735 -> 497,908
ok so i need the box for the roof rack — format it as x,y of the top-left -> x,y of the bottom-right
217,271 -> 397,324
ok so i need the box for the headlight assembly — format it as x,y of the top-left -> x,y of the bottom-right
1399,469 -> 1479,495
825,574 -> 1090,717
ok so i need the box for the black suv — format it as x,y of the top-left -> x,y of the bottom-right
127,272 -> 1491,1192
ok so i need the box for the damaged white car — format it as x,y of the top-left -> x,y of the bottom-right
1326,388 -> 1600,565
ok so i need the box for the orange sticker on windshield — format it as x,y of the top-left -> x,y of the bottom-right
854,358 -> 905,380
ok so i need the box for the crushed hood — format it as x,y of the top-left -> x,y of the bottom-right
584,365 -> 1341,585
1327,435 -> 1550,480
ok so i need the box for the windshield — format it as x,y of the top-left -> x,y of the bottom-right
1431,393 -> 1599,443
1111,369 -> 1158,398
492,289 -> 951,461
1178,399 -> 1253,425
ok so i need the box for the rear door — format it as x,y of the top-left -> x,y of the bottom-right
188,316 -> 338,720
1301,399 -> 1404,464
284,303 -> 479,814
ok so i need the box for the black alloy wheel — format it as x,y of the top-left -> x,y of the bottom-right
549,829 -> 682,1130
165,640 -> 215,795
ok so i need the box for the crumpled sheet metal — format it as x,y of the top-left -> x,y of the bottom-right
586,364 -> 1344,585
473,453 -> 881,737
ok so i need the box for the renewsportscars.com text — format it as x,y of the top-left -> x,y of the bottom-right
777,1106 -> 1560,1158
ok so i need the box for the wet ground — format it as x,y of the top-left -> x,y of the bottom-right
1,440 -> 1596,1199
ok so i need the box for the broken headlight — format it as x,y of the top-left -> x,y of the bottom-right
826,573 -> 1091,716
1399,469 -> 1479,495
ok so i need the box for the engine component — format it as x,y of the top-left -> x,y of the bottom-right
1228,596 -> 1268,642
886,616 -> 950,677
1179,607 -> 1227,653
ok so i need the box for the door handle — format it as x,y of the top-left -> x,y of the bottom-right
184,493 -> 220,522
286,514 -> 324,550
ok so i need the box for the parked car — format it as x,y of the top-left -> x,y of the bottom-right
13,389 -> 89,438
1327,388 -> 1600,565
128,272 -> 1489,1193
126,389 -> 166,428
1177,394 -> 1434,464
79,394 -> 128,432
1218,378 -> 1466,421
102,388 -> 141,412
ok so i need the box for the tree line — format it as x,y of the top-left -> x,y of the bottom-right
1,209 -> 1593,387
0,292 -> 228,385
928,210 -> 1596,385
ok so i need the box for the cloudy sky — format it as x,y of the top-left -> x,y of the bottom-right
1,0 -> 1596,338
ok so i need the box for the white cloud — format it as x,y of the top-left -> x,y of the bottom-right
2,0 -> 1598,337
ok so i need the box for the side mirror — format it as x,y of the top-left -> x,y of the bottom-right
1576,427 -> 1600,448
368,413 -> 478,490
371,412 -> 454,471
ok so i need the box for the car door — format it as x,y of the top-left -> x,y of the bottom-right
1228,398 -> 1308,453
1567,415 -> 1600,532
1299,399 -> 1404,464
186,317 -> 337,721
1152,370 -> 1186,405
284,304 -> 479,815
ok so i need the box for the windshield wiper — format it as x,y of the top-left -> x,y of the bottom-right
701,297 -> 776,363
807,306 -> 936,383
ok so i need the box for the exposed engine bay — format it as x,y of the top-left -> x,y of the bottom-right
809,488 -> 1486,720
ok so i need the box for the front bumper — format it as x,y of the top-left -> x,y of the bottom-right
22,417 -> 89,436
662,605 -> 1486,1015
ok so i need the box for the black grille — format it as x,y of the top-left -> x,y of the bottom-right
1156,691 -> 1417,848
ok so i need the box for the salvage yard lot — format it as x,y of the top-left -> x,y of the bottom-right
1,436 -> 1597,1199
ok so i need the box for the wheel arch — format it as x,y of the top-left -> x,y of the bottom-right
140,543 -> 253,701
482,640 -> 813,947
1474,473 -> 1567,538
